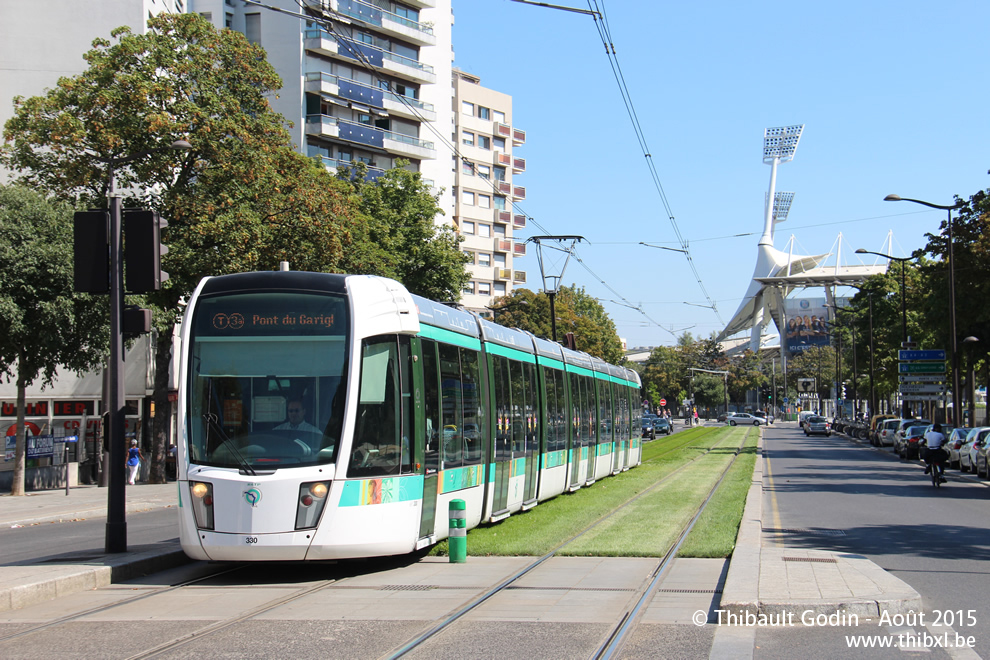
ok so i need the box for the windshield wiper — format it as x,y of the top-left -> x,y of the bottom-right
203,412 -> 257,476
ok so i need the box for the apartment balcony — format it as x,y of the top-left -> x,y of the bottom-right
311,153 -> 385,181
381,50 -> 436,85
513,242 -> 527,256
494,238 -> 512,253
495,122 -> 527,146
496,152 -> 511,167
513,270 -> 527,284
400,0 -> 436,8
304,71 -> 338,98
512,185 -> 526,200
512,157 -> 526,173
494,268 -> 512,281
305,114 -> 339,139
335,0 -> 436,47
383,91 -> 436,122
513,214 -> 526,229
304,28 -> 338,58
382,128 -> 436,160
497,181 -> 511,195
496,210 -> 511,224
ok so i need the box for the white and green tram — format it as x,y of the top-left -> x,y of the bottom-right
177,271 -> 643,561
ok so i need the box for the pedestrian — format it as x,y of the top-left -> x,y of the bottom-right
126,439 -> 144,485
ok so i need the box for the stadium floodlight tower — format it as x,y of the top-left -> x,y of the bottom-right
749,125 -> 804,349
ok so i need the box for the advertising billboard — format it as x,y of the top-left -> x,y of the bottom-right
784,298 -> 832,356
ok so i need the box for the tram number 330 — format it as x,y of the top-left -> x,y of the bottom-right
245,536 -> 259,544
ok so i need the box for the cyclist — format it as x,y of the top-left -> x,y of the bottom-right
922,423 -> 948,483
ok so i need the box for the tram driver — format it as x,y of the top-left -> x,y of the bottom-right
275,399 -> 320,434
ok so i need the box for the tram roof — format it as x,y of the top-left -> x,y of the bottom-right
411,294 -> 480,339
477,317 -> 536,354
199,270 -> 349,295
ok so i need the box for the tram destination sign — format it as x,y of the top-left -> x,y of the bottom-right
899,349 -> 946,361
898,362 -> 946,374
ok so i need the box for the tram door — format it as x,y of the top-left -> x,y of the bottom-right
568,372 -> 583,489
522,362 -> 539,504
491,355 -> 512,515
418,339 -> 440,540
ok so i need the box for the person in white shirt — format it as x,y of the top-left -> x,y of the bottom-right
922,423 -> 947,480
275,399 -> 320,434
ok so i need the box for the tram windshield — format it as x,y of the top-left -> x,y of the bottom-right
186,291 -> 349,470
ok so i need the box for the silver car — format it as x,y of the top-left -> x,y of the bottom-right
959,427 -> 990,473
727,413 -> 763,426
945,427 -> 971,468
803,415 -> 831,436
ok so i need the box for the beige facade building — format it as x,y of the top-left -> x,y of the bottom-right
452,69 -> 527,316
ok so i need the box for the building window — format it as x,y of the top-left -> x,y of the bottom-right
493,196 -> 506,210
494,224 -> 506,237
462,101 -> 474,116
463,282 -> 475,295
478,253 -> 491,267
245,13 -> 261,45
494,282 -> 506,296
494,166 -> 506,182
494,110 -> 506,123
461,191 -> 475,206
493,137 -> 506,151
461,131 -> 474,147
338,149 -> 352,161
478,194 -> 490,209
478,106 -> 490,120
477,164 -> 490,179
478,224 -> 491,238
495,253 -> 506,267
461,160 -> 474,175
463,250 -> 475,264
225,12 -> 233,28
462,221 -> 475,234
478,282 -> 491,296
478,135 -> 491,150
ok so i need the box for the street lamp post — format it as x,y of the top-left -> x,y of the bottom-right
855,248 -> 913,418
883,195 -> 966,425
99,140 -> 190,553
964,336 -> 979,427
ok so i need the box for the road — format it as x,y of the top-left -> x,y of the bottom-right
755,422 -> 990,659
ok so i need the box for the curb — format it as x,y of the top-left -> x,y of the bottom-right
0,545 -> 189,614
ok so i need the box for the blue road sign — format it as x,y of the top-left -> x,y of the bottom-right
899,349 -> 946,361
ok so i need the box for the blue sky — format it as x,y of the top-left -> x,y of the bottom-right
451,0 -> 990,349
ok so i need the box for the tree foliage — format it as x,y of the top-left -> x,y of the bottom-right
0,186 -> 107,494
489,286 -> 624,363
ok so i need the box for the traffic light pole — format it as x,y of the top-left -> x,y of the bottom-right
106,169 -> 127,553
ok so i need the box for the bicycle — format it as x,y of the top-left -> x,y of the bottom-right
923,447 -> 948,488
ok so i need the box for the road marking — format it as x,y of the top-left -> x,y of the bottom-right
763,440 -> 783,549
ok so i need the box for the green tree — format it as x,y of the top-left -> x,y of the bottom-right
0,186 -> 106,495
335,162 -> 469,301
2,14 -> 359,483
488,286 -> 624,363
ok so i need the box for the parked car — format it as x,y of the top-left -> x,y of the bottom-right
877,418 -> 904,447
974,430 -> 990,478
727,413 -> 764,426
894,424 -> 930,460
958,427 -> 990,472
890,418 -> 930,454
946,427 -> 972,468
803,415 -> 831,436
869,414 -> 898,446
753,410 -> 773,425
641,417 -> 656,440
653,417 -> 672,435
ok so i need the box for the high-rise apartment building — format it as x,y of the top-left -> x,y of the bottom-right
191,0 -> 453,215
452,68 -> 527,316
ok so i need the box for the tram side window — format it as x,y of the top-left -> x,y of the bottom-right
459,347 -> 483,465
522,362 -> 537,457
349,336 -> 411,477
438,342 -> 483,469
569,372 -> 582,447
421,339 -> 441,476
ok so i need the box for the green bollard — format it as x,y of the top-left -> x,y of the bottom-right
448,499 -> 466,563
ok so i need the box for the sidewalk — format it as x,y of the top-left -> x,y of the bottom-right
718,425 -> 922,620
0,482 -> 188,613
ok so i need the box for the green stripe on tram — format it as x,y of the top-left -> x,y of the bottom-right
418,324 -> 482,351
485,342 -> 536,363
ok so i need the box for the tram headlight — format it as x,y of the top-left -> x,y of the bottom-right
296,480 -> 331,530
189,481 -> 215,530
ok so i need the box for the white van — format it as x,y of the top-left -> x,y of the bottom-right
798,410 -> 816,428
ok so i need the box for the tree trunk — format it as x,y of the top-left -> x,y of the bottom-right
148,325 -> 176,484
11,351 -> 27,496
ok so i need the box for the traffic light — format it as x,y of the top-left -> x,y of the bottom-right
123,305 -> 152,339
123,209 -> 168,292
73,210 -> 109,293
